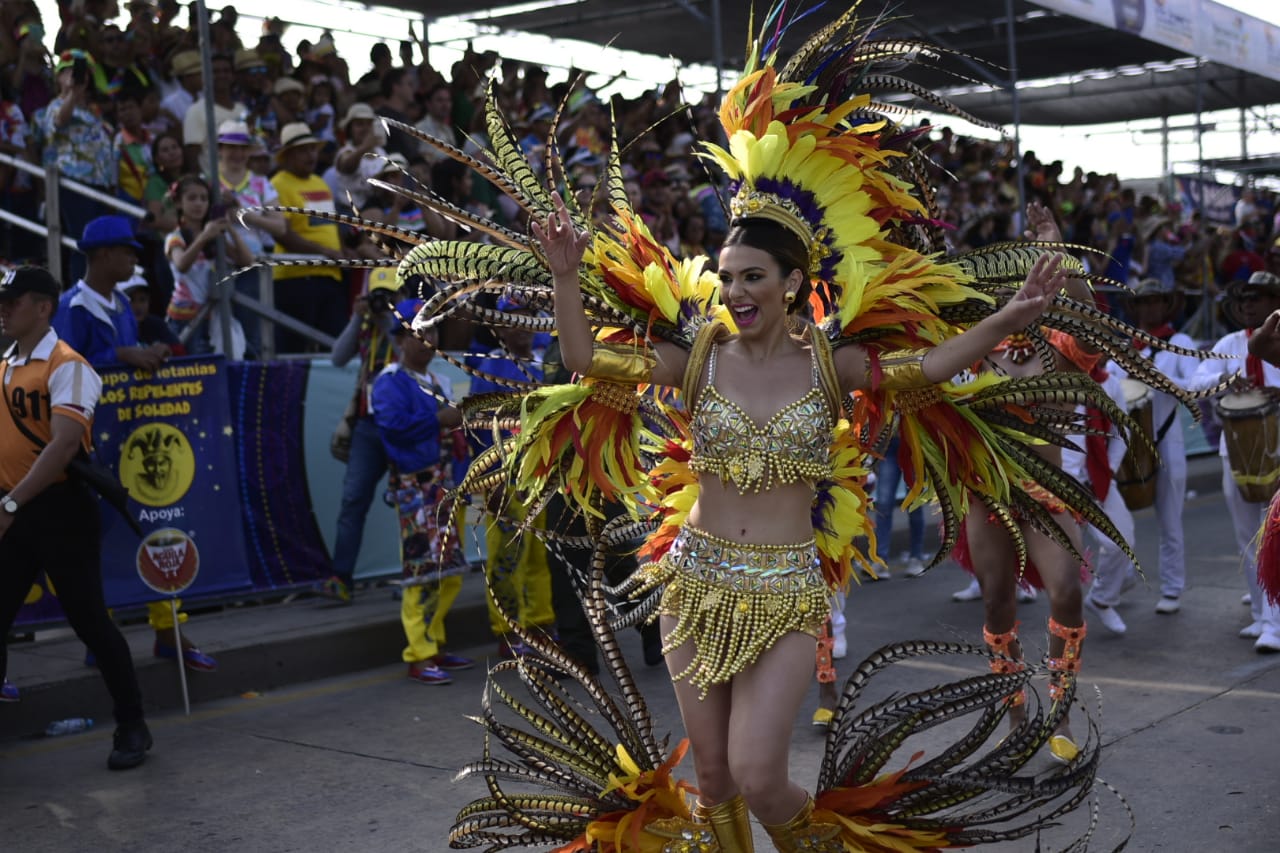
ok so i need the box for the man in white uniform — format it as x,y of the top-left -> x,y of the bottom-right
1108,278 -> 1200,614
1188,271 -> 1280,652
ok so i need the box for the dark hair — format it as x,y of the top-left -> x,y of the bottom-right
370,42 -> 391,63
722,218 -> 812,314
150,130 -> 184,174
171,174 -> 218,257
381,67 -> 407,99
430,158 -> 468,204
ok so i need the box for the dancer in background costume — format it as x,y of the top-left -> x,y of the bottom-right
951,204 -> 1101,765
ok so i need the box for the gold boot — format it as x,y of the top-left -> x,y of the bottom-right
645,812 -> 719,852
760,796 -> 842,853
694,795 -> 754,853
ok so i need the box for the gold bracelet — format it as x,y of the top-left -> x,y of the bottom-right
587,342 -> 657,384
878,349 -> 930,390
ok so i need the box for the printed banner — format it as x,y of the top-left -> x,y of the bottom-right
96,356 -> 253,606
1174,175 -> 1240,224
1034,0 -> 1280,83
16,357 -> 254,625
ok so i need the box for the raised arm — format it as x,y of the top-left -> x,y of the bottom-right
835,251 -> 1071,393
532,192 -> 594,375
1025,201 -> 1094,307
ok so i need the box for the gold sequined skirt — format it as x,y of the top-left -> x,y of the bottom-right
633,524 -> 829,696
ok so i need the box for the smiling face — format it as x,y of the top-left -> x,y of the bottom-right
717,243 -> 801,335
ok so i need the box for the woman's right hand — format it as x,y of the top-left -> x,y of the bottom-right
202,219 -> 229,240
531,192 -> 590,277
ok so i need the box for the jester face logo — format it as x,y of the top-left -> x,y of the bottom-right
119,423 -> 195,507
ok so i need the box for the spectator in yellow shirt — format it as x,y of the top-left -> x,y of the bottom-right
270,122 -> 347,354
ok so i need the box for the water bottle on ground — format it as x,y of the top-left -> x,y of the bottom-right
45,718 -> 94,737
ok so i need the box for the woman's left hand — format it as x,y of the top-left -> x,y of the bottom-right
1249,309 -> 1280,368
1024,201 -> 1062,243
995,252 -> 1069,332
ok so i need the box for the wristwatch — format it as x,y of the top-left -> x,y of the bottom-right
1,496 -> 18,515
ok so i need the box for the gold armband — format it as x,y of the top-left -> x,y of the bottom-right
877,349 -> 930,391
587,342 -> 657,384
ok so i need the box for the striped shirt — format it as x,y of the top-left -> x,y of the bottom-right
1,329 -> 100,490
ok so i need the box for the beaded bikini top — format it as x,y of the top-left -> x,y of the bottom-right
688,342 -> 834,493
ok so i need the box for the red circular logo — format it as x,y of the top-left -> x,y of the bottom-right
136,528 -> 200,595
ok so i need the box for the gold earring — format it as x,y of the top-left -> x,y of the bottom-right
784,292 -> 796,304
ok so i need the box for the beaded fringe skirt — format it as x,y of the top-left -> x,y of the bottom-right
633,524 -> 829,697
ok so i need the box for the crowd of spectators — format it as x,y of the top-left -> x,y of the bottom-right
1,0 -> 1279,354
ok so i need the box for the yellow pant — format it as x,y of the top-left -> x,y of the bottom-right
147,599 -> 187,631
401,574 -> 463,663
484,512 -> 554,636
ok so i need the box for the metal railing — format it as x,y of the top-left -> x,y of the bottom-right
0,150 -> 339,360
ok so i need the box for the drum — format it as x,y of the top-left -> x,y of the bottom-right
1215,390 -> 1280,503
1115,379 -> 1157,510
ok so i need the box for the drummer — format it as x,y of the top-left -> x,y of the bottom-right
1108,279 -> 1200,616
1188,271 -> 1280,652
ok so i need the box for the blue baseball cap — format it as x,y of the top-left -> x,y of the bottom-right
496,295 -> 531,312
79,216 -> 143,253
392,298 -> 425,333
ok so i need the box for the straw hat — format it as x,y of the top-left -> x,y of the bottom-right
340,102 -> 377,130
216,120 -> 253,146
170,50 -> 201,78
272,77 -> 304,96
276,122 -> 321,157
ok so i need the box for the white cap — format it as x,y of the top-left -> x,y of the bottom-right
116,265 -> 149,293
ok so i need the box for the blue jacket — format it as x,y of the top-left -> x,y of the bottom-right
466,350 -> 542,455
53,281 -> 139,367
371,364 -> 442,474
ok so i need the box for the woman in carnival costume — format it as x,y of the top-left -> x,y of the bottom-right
246,4 -> 1215,849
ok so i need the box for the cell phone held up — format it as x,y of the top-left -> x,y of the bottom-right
72,55 -> 89,87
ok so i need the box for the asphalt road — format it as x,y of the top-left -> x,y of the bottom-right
3,487 -> 1279,853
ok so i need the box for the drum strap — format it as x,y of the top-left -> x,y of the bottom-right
1154,407 -> 1179,447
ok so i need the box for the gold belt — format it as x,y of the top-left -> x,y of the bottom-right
633,525 -> 829,696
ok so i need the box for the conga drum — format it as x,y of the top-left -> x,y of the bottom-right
1215,390 -> 1280,503
1115,379 -> 1157,510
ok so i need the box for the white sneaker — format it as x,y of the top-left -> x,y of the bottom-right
1085,595 -> 1126,635
952,578 -> 982,602
1243,592 -> 1253,606
1240,621 -> 1264,639
903,557 -> 926,578
1154,596 -> 1181,614
832,630 -> 847,660
1255,629 -> 1280,653
1016,586 -> 1038,604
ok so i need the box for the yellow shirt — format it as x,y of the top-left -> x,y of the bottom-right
270,171 -> 343,282
1,330 -> 100,491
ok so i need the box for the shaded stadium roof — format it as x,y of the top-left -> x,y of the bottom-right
407,0 -> 1279,125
